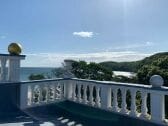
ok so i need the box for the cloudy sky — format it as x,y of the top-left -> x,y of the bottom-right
0,0 -> 168,67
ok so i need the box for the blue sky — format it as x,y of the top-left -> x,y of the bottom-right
0,0 -> 168,67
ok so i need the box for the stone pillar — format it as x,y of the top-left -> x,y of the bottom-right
64,80 -> 73,99
101,86 -> 111,109
150,75 -> 165,123
8,56 -> 25,82
63,59 -> 75,78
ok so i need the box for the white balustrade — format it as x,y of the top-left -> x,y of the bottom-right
20,75 -> 168,126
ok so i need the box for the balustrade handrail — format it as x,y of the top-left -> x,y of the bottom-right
19,77 -> 168,93
20,78 -> 70,84
70,78 -> 168,92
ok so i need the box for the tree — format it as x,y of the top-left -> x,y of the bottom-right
137,56 -> 168,86
71,61 -> 113,81
28,74 -> 46,80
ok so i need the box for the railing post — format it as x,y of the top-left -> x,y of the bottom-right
150,75 -> 165,123
64,80 -> 73,99
101,86 -> 111,109
8,56 -> 25,82
20,84 -> 29,109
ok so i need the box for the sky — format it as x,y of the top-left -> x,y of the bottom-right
0,0 -> 168,67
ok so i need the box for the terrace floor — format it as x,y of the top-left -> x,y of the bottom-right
0,101 -> 163,126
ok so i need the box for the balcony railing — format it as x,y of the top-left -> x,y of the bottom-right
20,77 -> 168,126
1,53 -> 167,125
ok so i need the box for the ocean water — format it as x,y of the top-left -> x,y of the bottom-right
20,67 -> 54,81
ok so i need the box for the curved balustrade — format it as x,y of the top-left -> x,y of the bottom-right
20,78 -> 168,125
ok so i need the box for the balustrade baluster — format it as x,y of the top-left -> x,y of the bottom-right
77,84 -> 82,102
95,86 -> 101,107
83,84 -> 87,104
46,85 -> 49,102
51,83 -> 56,100
38,86 -> 42,103
121,88 -> 127,114
140,91 -> 149,119
60,82 -> 64,99
31,86 -> 35,104
72,83 -> 76,101
89,85 -> 94,106
130,89 -> 137,117
112,88 -> 119,112
27,85 -> 32,106
49,83 -> 55,101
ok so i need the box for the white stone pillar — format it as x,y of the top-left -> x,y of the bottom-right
8,56 -> 25,82
101,86 -> 111,109
150,75 -> 165,123
0,57 -> 7,82
20,84 -> 29,109
63,59 -> 75,78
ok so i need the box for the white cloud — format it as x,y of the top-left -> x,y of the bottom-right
73,31 -> 93,38
21,51 -> 152,67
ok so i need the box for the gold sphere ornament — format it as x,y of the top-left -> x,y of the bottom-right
8,43 -> 22,55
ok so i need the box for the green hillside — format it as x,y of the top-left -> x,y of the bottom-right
100,52 -> 168,72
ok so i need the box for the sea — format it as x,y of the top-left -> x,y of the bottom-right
20,67 -> 135,81
20,67 -> 54,81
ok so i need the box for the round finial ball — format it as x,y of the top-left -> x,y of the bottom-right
150,75 -> 164,87
8,43 -> 22,55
